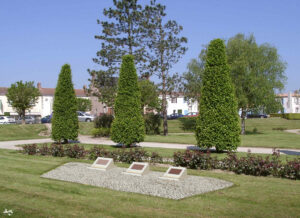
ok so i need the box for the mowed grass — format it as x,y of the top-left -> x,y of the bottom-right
0,149 -> 299,217
145,118 -> 300,149
0,124 -> 48,141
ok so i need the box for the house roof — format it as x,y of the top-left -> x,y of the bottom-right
277,93 -> 300,98
0,87 -> 8,95
0,83 -> 87,97
39,87 -> 87,97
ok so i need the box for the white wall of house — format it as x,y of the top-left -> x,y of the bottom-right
0,94 -> 90,117
281,92 -> 300,113
159,95 -> 198,115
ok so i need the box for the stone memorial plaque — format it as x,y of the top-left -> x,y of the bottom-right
123,162 -> 149,176
159,166 -> 187,181
88,157 -> 114,171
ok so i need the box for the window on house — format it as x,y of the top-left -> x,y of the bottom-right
171,97 -> 177,103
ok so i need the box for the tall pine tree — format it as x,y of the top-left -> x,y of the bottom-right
52,64 -> 79,143
196,39 -> 240,151
111,55 -> 145,146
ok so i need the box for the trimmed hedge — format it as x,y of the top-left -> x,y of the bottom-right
111,55 -> 145,146
282,113 -> 300,120
269,113 -> 300,120
196,39 -> 240,151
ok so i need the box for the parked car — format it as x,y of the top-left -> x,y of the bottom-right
184,112 -> 199,117
246,113 -> 268,119
41,115 -> 52,123
16,116 -> 36,124
77,111 -> 95,122
167,113 -> 184,120
0,116 -> 16,124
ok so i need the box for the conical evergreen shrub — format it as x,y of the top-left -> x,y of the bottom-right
196,39 -> 240,151
52,64 -> 78,143
111,55 -> 145,146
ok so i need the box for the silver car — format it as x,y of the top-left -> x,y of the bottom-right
0,116 -> 16,124
77,111 -> 94,122
16,116 -> 36,124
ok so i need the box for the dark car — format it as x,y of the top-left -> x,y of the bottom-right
246,114 -> 268,119
41,115 -> 52,123
184,112 -> 199,117
167,113 -> 184,120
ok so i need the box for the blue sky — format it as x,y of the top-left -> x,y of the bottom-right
0,0 -> 299,92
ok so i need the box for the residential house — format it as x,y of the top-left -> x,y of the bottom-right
160,94 -> 198,115
0,83 -> 89,118
278,92 -> 300,113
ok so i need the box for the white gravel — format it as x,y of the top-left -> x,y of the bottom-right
41,162 -> 233,200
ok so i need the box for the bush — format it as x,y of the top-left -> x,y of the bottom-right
39,144 -> 50,155
270,113 -> 283,118
94,114 -> 114,128
65,144 -> 86,158
282,113 -> 300,120
144,113 -> 161,135
88,146 -> 112,160
111,55 -> 145,146
91,128 -> 110,137
173,150 -> 300,180
49,143 -> 65,157
22,144 -> 38,155
116,148 -> 148,163
178,117 -> 196,131
173,150 -> 218,170
52,64 -> 78,143
272,127 -> 287,131
150,152 -> 163,163
196,39 -> 240,151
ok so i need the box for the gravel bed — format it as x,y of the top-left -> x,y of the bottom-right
41,162 -> 233,200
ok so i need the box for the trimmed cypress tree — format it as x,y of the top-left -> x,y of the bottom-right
111,55 -> 145,146
196,39 -> 240,151
52,64 -> 79,143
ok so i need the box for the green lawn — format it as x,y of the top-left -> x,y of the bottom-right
79,122 -> 94,135
145,131 -> 300,149
0,124 -> 48,141
145,118 -> 300,149
1,149 -> 299,217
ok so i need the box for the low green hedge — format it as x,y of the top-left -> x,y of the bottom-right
269,113 -> 300,120
282,113 -> 300,120
270,113 -> 283,118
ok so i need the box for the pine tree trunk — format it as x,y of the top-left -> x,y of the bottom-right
241,109 -> 246,135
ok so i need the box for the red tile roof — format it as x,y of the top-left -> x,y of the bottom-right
0,84 -> 87,97
0,87 -> 8,95
39,88 -> 87,97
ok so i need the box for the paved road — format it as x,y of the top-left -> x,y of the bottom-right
1,135 -> 300,155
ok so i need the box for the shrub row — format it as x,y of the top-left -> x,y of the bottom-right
270,113 -> 300,120
22,144 -> 163,164
173,150 -> 300,180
